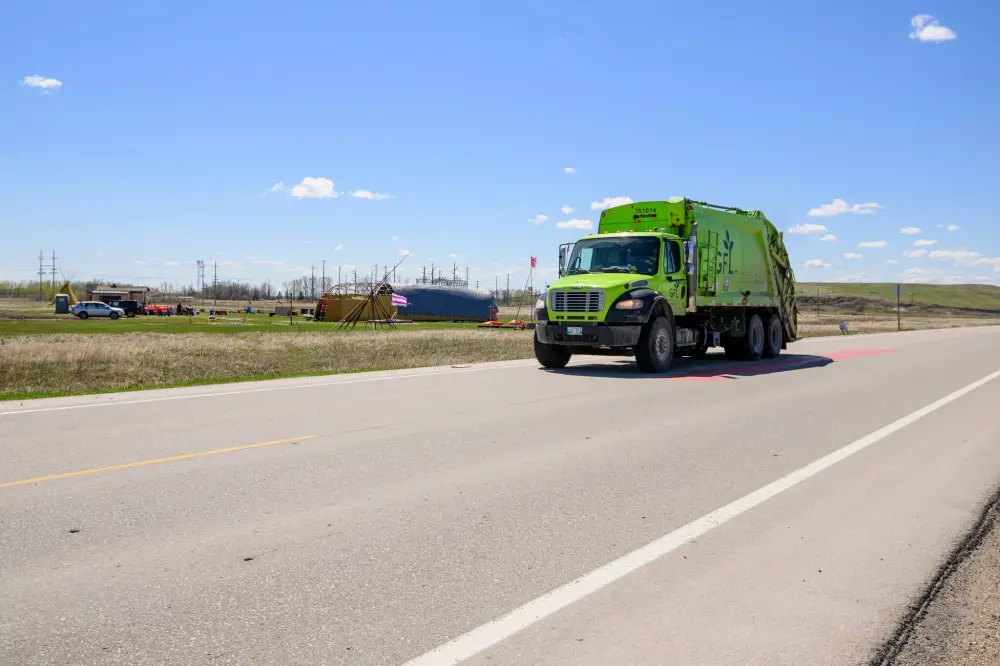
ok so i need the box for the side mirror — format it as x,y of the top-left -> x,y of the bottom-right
558,246 -> 568,277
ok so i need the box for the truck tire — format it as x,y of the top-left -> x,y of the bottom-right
534,338 -> 571,369
763,313 -> 783,358
744,313 -> 765,361
635,316 -> 675,373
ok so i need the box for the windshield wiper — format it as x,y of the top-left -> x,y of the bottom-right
601,266 -> 634,273
568,268 -> 592,275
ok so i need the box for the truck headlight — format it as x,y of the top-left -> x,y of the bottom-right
535,298 -> 545,309
615,298 -> 643,310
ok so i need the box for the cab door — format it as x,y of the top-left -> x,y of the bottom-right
662,240 -> 686,314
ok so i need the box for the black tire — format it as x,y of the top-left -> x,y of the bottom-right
635,316 -> 675,373
534,337 -> 571,369
745,313 -> 765,361
127,312 -> 136,318
78,312 -> 88,320
763,313 -> 783,359
109,312 -> 119,320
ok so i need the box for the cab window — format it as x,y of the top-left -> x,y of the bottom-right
663,242 -> 682,274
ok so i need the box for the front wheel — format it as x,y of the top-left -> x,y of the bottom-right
126,312 -> 136,318
534,337 -> 571,369
635,316 -> 675,373
109,312 -> 119,320
78,312 -> 88,320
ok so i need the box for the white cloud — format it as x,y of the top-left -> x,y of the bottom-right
859,240 -> 887,248
900,227 -> 921,234
217,260 -> 241,269
21,75 -> 62,90
556,219 -> 594,230
449,253 -> 459,258
590,196 -> 633,211
391,235 -> 399,241
290,177 -> 336,199
134,260 -> 145,266
564,167 -> 576,174
913,239 -> 937,247
929,249 -> 980,264
807,198 -> 884,217
909,15 -> 957,43
350,189 -> 390,200
843,252 -> 863,260
529,214 -> 548,225
163,261 -> 181,267
886,259 -> 900,265
787,223 -> 828,235
819,234 -> 837,242
904,249 -> 929,258
560,205 -> 574,215
899,267 -> 941,283
334,244 -> 344,251
804,259 -> 829,268
399,249 -> 413,257
947,224 -> 960,232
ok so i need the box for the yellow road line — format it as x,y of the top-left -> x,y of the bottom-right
0,434 -> 319,489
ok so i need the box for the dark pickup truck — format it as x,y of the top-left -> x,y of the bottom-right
108,300 -> 142,317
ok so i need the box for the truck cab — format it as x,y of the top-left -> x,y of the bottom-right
534,197 -> 798,373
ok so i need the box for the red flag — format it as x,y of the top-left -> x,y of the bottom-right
530,256 -> 537,268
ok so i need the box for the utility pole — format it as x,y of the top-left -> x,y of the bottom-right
37,251 -> 45,301
213,261 -> 218,304
321,260 -> 326,295
50,249 -> 57,296
310,263 -> 316,300
506,273 -> 510,305
897,283 -> 901,332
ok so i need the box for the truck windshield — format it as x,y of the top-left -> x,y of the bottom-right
567,237 -> 660,276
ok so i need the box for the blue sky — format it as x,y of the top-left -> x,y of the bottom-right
2,1 -> 998,289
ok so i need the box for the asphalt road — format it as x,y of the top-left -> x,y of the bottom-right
2,326 -> 1000,666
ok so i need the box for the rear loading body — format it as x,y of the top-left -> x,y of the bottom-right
534,197 -> 798,372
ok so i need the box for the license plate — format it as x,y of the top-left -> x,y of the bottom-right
566,326 -> 583,335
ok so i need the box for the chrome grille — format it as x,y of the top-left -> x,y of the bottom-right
550,290 -> 604,313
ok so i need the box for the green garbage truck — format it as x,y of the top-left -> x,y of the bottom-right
533,197 -> 798,373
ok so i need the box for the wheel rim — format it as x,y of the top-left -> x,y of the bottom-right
655,329 -> 670,359
769,319 -> 782,349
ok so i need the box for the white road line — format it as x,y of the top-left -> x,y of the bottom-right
400,367 -> 1000,666
0,361 -> 539,416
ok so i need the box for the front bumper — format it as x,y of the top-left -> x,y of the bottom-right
535,322 -> 641,347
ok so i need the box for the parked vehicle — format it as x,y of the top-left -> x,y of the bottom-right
534,197 -> 798,373
71,301 -> 127,320
108,299 -> 142,317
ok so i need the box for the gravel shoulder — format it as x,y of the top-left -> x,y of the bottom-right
883,488 -> 1000,666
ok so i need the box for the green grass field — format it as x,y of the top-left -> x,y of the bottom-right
0,313 -> 492,337
797,282 -> 1000,311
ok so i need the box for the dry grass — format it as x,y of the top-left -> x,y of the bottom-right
0,330 -> 532,398
797,313 -> 1000,337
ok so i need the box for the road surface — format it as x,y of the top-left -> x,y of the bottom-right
2,326 -> 1000,665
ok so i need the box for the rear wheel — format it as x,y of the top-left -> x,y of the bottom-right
763,313 -> 783,358
78,312 -> 88,320
745,313 -> 765,361
534,337 -> 571,369
109,312 -> 119,320
635,316 -> 675,373
127,311 -> 136,318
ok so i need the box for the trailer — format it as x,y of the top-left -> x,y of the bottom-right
533,197 -> 798,373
